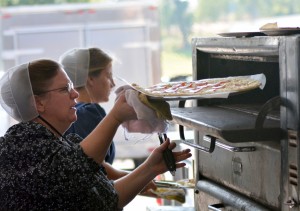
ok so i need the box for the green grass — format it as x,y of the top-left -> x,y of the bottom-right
159,31 -> 194,81
161,51 -> 192,79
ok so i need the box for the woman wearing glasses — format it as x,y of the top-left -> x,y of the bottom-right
0,59 -> 191,210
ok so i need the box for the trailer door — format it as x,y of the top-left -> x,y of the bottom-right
86,23 -> 152,87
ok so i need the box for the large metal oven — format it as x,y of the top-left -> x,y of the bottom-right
170,35 -> 300,210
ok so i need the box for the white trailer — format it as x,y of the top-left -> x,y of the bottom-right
0,1 -> 161,85
0,1 -> 162,163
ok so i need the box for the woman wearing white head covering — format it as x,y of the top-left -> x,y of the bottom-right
0,59 -> 192,210
60,48 -> 117,167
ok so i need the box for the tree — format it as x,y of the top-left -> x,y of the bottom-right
173,0 -> 193,50
160,0 -> 193,50
195,0 -> 300,22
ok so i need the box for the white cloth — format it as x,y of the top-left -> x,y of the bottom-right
115,85 -> 169,134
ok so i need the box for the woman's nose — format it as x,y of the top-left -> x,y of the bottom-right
70,88 -> 79,99
111,78 -> 116,88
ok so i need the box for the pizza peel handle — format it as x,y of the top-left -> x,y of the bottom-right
158,133 -> 176,176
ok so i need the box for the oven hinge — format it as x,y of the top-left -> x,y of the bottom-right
284,130 -> 300,209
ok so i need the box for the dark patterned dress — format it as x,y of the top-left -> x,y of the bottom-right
0,121 -> 119,210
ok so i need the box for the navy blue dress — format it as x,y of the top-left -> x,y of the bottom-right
65,103 -> 116,164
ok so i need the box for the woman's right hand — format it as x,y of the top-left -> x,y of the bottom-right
111,92 -> 137,124
81,92 -> 136,164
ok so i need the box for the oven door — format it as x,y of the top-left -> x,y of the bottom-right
195,132 -> 281,210
171,102 -> 281,210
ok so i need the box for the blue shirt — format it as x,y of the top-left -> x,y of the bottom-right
65,103 -> 116,164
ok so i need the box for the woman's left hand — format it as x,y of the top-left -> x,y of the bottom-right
139,180 -> 157,197
143,139 -> 192,177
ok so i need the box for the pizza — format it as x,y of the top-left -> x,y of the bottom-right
150,187 -> 186,203
131,75 -> 262,98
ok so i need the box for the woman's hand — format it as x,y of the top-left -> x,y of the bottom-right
143,139 -> 192,177
81,92 -> 136,164
114,138 -> 191,208
111,93 -> 137,124
139,180 -> 158,197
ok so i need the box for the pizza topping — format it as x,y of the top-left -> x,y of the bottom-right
131,75 -> 262,98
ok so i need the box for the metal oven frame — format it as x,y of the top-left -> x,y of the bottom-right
170,35 -> 300,211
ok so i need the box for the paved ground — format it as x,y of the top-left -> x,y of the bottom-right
124,195 -> 159,211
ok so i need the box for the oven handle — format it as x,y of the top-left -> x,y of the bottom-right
255,96 -> 280,128
179,126 -> 256,152
204,136 -> 256,152
178,134 -> 216,153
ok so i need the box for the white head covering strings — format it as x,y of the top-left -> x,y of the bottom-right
0,63 -> 39,122
59,48 -> 90,88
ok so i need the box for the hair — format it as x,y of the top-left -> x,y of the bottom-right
88,48 -> 113,78
28,59 -> 61,95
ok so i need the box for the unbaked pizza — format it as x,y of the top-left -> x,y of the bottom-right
131,75 -> 262,98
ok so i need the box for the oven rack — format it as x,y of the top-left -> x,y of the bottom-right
170,98 -> 282,147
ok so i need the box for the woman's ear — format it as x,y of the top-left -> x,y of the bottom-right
34,95 -> 46,113
87,76 -> 94,87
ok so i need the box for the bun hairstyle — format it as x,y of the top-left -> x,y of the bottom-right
88,47 -> 112,77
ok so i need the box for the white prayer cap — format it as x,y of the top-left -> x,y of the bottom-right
0,63 -> 38,122
59,48 -> 90,88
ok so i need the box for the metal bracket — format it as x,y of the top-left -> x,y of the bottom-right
255,96 -> 280,128
178,100 -> 215,153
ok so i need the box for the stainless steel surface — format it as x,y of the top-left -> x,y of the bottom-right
280,36 -> 300,211
218,32 -> 266,38
171,105 -> 281,143
197,135 -> 281,208
193,36 -> 279,56
170,35 -> 300,210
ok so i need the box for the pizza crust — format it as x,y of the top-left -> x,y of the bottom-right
132,76 -> 262,98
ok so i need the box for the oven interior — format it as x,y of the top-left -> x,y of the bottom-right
196,50 -> 279,107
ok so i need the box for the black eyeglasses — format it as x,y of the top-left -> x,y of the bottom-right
38,82 -> 74,95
